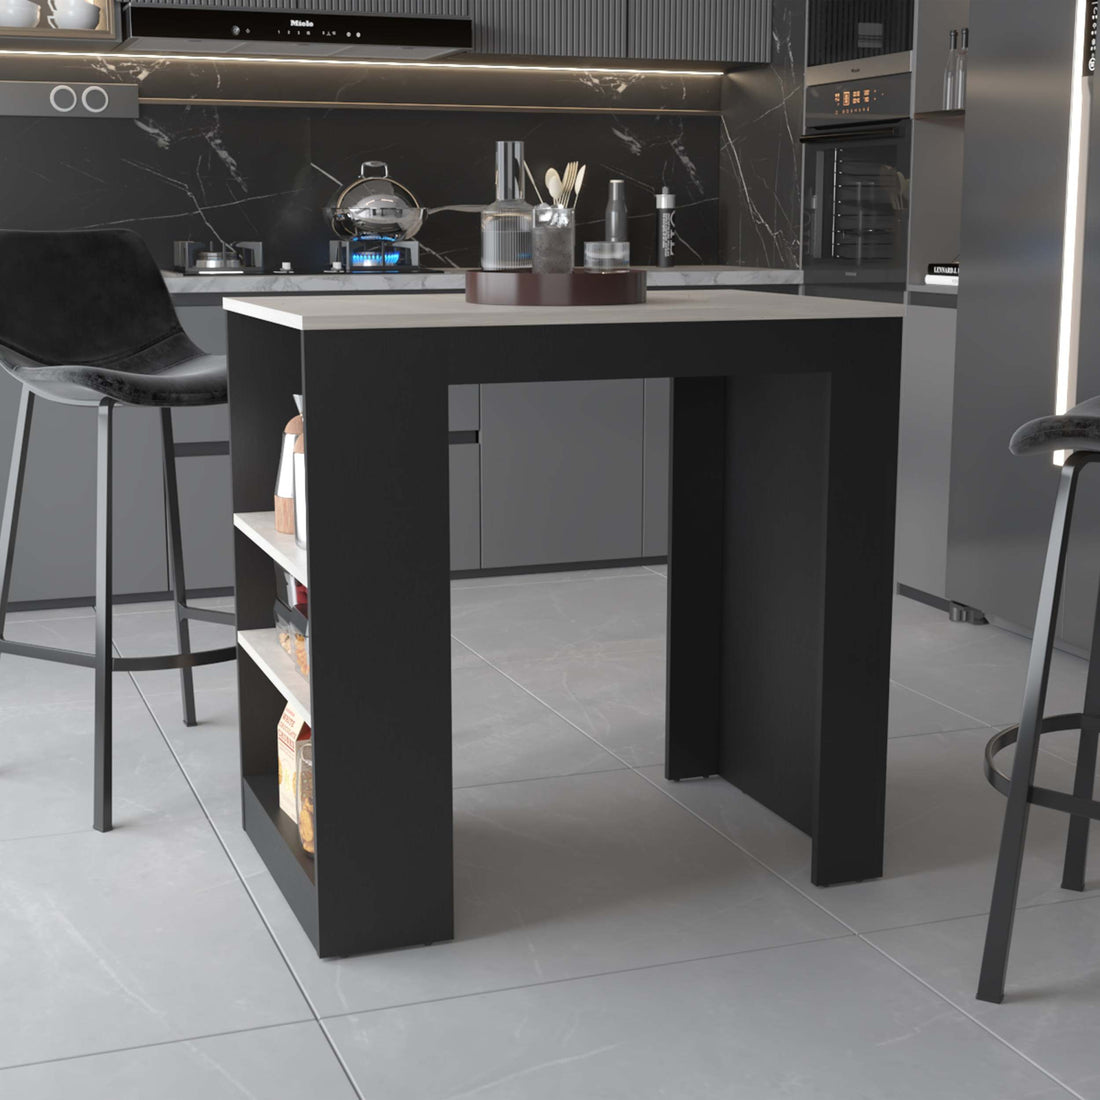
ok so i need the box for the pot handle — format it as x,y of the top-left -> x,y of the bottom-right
361,160 -> 390,178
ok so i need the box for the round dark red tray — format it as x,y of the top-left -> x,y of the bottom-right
466,269 -> 647,307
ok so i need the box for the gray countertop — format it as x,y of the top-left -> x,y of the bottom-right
223,287 -> 902,333
166,265 -> 803,298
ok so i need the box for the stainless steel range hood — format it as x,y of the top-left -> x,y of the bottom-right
117,5 -> 473,60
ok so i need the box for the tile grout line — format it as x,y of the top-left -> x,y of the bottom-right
856,937 -> 1086,1100
451,632 -> 1090,1096
123,661 -> 368,1100
888,678 -> 995,730
0,1018 -> 318,1077
312,930 -> 854,1027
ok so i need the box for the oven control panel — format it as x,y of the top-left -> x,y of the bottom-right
805,72 -> 912,129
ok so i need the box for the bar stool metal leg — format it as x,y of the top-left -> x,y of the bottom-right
160,408 -> 196,727
977,454 -> 1085,1003
94,400 -> 113,833
1062,576 -> 1100,891
0,386 -> 34,646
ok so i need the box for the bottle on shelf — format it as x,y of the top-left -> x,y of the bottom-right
480,140 -> 533,272
943,29 -> 959,111
954,28 -> 969,110
604,179 -> 628,243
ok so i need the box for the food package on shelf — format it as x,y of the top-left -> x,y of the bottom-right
277,703 -> 311,823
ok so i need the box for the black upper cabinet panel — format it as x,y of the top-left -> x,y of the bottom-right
808,0 -> 914,67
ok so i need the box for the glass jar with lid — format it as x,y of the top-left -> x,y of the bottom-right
296,740 -> 315,857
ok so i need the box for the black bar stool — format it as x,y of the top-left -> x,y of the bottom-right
978,395 -> 1100,1002
0,228 -> 236,833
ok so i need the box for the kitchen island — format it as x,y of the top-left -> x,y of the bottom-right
224,288 -> 904,958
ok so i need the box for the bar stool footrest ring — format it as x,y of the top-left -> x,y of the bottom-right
985,713 -> 1100,821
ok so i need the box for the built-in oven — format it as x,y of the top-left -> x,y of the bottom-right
801,71 -> 912,300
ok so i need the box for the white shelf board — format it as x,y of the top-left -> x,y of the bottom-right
234,512 -> 307,581
238,628 -> 312,726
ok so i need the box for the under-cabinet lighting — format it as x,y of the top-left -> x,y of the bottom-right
1054,0 -> 1092,465
0,49 -> 726,78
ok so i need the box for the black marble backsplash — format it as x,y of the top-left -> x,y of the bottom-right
0,103 -> 719,272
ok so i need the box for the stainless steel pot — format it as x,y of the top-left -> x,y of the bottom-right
327,161 -> 424,242
324,160 -> 482,241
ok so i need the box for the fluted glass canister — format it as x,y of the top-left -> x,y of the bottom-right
481,139 -> 533,271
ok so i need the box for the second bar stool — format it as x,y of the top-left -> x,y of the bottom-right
978,394 -> 1100,1002
0,228 -> 236,832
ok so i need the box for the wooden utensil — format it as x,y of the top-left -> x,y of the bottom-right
545,168 -> 563,206
571,164 -> 587,207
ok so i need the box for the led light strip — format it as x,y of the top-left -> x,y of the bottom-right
0,48 -> 725,78
1054,0 -> 1094,464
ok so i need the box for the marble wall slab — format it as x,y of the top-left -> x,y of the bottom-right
0,101 -> 719,271
718,0 -> 805,268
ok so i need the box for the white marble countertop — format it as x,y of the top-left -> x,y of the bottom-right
166,265 -> 802,297
223,287 -> 903,333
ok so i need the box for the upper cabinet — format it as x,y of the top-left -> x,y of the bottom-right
471,0 -> 627,59
627,0 -> 770,63
470,0 -> 771,62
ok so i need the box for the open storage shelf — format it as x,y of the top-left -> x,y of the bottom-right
228,314 -> 454,960
234,511 -> 308,582
238,626 -> 312,725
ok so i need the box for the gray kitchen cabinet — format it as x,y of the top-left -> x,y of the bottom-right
0,369 -> 167,605
449,443 -> 481,570
627,0 -> 770,63
471,0 -> 626,57
479,379 -> 645,569
642,377 -> 670,557
896,303 -> 957,602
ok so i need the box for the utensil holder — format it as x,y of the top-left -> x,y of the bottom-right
532,205 -> 576,274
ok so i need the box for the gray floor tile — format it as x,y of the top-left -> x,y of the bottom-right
247,769 -> 845,1017
0,816 -> 311,1068
646,563 -> 668,576
0,675 -> 202,842
134,682 -> 268,879
0,615 -> 100,707
325,936 -> 1067,1100
891,599 -> 1088,728
869,897 -> 1100,1099
451,571 -> 666,662
0,1022 -> 357,1100
889,680 -> 989,737
451,573 -> 668,766
639,728 -> 1100,932
452,656 -> 625,787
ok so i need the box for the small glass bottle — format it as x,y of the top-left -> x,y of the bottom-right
943,30 -> 958,111
481,140 -> 533,272
605,180 -> 628,243
296,740 -> 315,857
954,28 -> 969,110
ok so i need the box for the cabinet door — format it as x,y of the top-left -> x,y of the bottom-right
627,0 -> 770,62
480,380 -> 644,569
896,304 -> 957,600
472,0 -> 626,57
642,378 -> 670,558
450,443 -> 480,570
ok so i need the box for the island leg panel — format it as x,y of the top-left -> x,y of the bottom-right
812,334 -> 900,886
302,329 -> 454,957
665,318 -> 900,887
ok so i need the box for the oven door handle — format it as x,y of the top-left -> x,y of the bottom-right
800,125 -> 905,144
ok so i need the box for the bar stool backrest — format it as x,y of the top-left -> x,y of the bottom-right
0,228 -> 194,369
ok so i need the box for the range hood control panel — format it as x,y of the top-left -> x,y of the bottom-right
120,6 -> 473,59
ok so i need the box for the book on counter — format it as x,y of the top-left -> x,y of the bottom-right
925,261 -> 959,287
